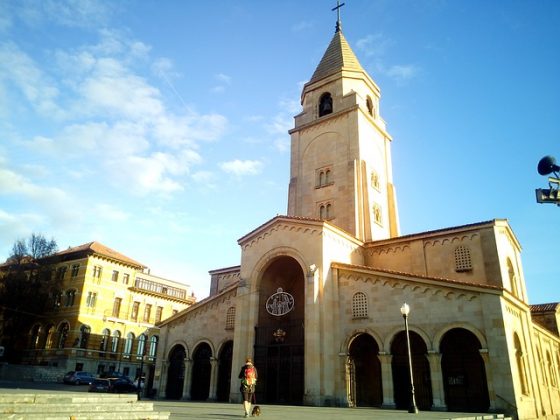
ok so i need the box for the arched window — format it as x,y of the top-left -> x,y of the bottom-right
148,335 -> 159,359
226,307 -> 236,330
371,170 -> 380,190
100,328 -> 110,352
65,289 -> 76,307
326,203 -> 333,219
57,322 -> 69,349
547,351 -> 557,387
319,92 -> 333,117
536,347 -> 546,385
111,330 -> 121,353
45,324 -> 55,349
373,204 -> 382,224
29,324 -> 41,349
366,96 -> 375,117
454,246 -> 472,272
79,324 -> 91,349
507,258 -> 519,297
325,169 -> 332,184
124,332 -> 135,355
320,205 -> 326,220
514,333 -> 529,395
137,334 -> 147,357
352,292 -> 368,318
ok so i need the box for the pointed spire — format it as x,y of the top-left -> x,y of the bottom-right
308,30 -> 365,84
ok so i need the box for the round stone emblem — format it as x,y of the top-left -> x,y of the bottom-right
265,288 -> 295,316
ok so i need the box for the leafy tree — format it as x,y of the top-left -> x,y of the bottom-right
0,233 -> 60,362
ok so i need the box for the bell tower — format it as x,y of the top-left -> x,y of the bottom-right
287,22 -> 400,241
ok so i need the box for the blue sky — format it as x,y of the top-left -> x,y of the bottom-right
1,0 -> 559,303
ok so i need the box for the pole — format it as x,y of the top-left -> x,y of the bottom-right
403,313 -> 419,414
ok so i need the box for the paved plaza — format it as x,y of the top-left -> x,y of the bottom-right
0,380 -> 506,420
152,400 -> 499,420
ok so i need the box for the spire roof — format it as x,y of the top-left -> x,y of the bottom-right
309,30 -> 366,84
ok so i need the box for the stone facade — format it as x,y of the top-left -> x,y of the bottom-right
153,25 -> 560,420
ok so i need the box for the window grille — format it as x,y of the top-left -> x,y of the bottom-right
454,246 -> 472,272
352,292 -> 368,318
226,307 -> 236,330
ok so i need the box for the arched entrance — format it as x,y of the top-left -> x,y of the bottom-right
254,256 -> 304,405
391,331 -> 432,410
165,345 -> 186,399
440,328 -> 489,412
348,333 -> 382,407
216,341 -> 233,402
190,342 -> 212,401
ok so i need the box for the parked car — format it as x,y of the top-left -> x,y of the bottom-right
109,377 -> 137,393
88,377 -> 137,393
88,378 -> 111,392
63,371 -> 96,385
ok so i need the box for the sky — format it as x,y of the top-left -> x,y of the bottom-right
1,0 -> 559,303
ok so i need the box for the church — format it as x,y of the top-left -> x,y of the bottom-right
152,14 -> 560,420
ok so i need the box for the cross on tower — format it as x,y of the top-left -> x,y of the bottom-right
332,0 -> 345,32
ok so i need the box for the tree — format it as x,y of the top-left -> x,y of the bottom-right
0,233 -> 60,362
10,233 -> 58,262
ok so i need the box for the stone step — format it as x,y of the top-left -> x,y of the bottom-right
450,415 -> 512,420
3,412 -> 170,420
0,392 -> 169,420
0,393 -> 138,404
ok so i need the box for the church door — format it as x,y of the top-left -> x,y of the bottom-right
254,257 -> 304,405
165,345 -> 186,399
348,333 -> 382,406
440,328 -> 489,412
190,343 -> 212,401
216,340 -> 233,402
391,331 -> 433,410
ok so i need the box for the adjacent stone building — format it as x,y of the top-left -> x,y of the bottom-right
153,20 -> 560,419
4,241 -> 195,386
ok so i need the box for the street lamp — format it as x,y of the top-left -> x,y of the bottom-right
400,303 -> 419,414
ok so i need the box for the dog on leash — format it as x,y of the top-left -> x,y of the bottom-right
251,405 -> 261,416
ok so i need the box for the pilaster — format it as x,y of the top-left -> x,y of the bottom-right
427,350 -> 446,410
379,352 -> 395,408
182,358 -> 192,400
208,357 -> 219,400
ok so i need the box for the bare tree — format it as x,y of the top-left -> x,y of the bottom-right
10,233 -> 58,261
0,233 -> 60,362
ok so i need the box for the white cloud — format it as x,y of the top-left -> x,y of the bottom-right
291,21 -> 313,32
266,114 -> 292,136
386,64 -> 419,82
0,42 -> 65,118
355,33 -> 391,58
215,73 -> 231,84
17,0 -> 114,29
219,159 -> 263,176
94,204 -> 129,221
274,137 -> 290,152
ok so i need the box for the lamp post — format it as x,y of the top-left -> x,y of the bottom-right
400,303 -> 419,414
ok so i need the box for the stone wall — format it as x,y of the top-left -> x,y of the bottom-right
0,363 -> 67,383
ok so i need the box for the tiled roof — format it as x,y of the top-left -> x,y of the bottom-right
530,303 -> 559,313
54,241 -> 145,268
309,30 -> 365,84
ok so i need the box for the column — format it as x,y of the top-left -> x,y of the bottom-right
303,267 -> 321,405
379,352 -> 395,408
339,353 -> 352,407
157,360 -> 168,398
427,350 -> 446,411
208,357 -> 219,401
479,349 -> 496,411
181,358 -> 192,400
